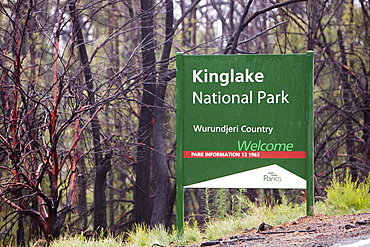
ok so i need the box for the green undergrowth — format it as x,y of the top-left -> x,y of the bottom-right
49,234 -> 125,247
318,171 -> 370,215
50,173 -> 370,247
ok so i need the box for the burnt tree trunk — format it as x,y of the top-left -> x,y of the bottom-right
69,0 -> 110,233
77,158 -> 88,230
338,29 -> 358,180
134,0 -> 156,224
150,0 -> 174,226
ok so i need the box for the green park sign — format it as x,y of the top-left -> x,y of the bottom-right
176,52 -> 314,232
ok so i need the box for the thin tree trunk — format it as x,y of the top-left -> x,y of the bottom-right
191,0 -> 197,46
338,28 -> 358,180
77,158 -> 88,230
150,0 -> 174,227
134,0 -> 156,224
307,0 -> 322,50
68,0 -> 110,233
17,218 -> 25,247
107,1 -> 119,229
165,183 -> 177,228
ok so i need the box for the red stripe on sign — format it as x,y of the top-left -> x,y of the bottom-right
183,151 -> 306,159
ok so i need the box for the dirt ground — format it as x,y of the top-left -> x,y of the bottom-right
188,213 -> 370,247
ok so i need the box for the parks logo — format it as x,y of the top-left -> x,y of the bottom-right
263,172 -> 282,182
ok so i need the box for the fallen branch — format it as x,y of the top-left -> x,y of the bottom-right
259,229 -> 316,234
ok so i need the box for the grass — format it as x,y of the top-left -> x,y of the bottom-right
48,198 -> 306,247
49,174 -> 370,246
49,234 -> 125,247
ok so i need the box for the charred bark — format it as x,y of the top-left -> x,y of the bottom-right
68,0 -> 110,232
134,0 -> 157,225
150,0 -> 174,227
337,29 -> 358,180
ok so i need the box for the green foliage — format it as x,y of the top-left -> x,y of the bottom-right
124,224 -> 175,247
214,189 -> 228,219
203,188 -> 213,221
50,233 -> 124,247
174,221 -> 203,246
230,189 -> 250,217
246,196 -> 306,226
50,195 -> 306,247
202,189 -> 251,221
204,216 -> 248,241
325,171 -> 370,213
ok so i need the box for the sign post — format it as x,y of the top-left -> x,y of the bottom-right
176,52 -> 314,233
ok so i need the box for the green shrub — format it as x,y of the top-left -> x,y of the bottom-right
326,171 -> 370,213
